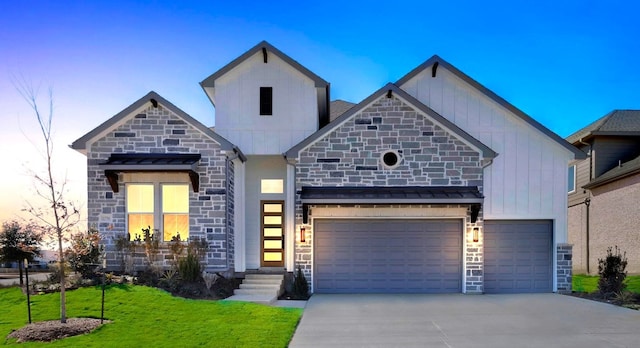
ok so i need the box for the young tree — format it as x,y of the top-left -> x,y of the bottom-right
0,221 -> 42,285
14,79 -> 81,323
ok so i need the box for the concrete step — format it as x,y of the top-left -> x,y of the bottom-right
245,274 -> 284,280
240,283 -> 282,290
234,288 -> 280,297
225,294 -> 276,305
242,278 -> 283,285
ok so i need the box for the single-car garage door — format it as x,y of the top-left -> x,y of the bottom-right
314,219 -> 462,293
484,220 -> 552,293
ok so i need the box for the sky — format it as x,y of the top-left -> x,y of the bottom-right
1,0 -> 639,226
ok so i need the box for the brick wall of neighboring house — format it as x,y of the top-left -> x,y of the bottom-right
589,173 -> 640,274
87,105 -> 232,272
568,204 -> 588,274
294,95 -> 485,292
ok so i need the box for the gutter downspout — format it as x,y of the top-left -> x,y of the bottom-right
579,138 -> 593,274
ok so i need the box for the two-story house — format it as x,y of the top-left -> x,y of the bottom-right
567,110 -> 640,274
72,41 -> 583,297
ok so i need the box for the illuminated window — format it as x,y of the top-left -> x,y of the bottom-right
162,184 -> 189,241
126,183 -> 190,242
261,179 -> 283,194
127,184 -> 154,241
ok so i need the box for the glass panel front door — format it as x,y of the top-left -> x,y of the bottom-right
261,201 -> 284,267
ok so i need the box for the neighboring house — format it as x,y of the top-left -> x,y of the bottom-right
566,110 -> 640,274
72,41 -> 583,294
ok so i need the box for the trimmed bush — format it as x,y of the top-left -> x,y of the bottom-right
292,266 -> 309,299
598,246 -> 628,296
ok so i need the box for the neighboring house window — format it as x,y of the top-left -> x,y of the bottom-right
260,87 -> 273,115
126,183 -> 190,241
568,165 -> 576,193
261,179 -> 283,194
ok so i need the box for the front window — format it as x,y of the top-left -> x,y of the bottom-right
162,184 -> 189,241
127,184 -> 154,240
568,165 -> 576,193
126,183 -> 190,241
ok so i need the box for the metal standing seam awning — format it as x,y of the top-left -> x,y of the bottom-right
99,153 -> 201,192
299,186 -> 483,223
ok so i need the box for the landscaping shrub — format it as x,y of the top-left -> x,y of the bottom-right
292,266 -> 309,299
65,228 -> 103,280
177,238 -> 208,282
178,252 -> 202,282
598,246 -> 628,296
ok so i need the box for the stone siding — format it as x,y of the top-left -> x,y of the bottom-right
87,104 -> 231,271
556,244 -> 573,293
293,95 -> 485,293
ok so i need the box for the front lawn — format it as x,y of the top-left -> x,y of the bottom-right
0,285 -> 302,347
572,274 -> 640,293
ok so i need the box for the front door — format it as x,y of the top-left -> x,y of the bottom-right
261,201 -> 284,267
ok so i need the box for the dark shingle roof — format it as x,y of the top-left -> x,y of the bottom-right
583,154 -> 640,189
330,100 -> 355,121
566,110 -> 640,144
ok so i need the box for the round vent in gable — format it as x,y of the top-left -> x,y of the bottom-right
381,150 -> 402,169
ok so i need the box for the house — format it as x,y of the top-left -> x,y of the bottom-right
71,41 -> 584,294
566,110 -> 640,274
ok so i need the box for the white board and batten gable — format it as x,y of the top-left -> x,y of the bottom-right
397,56 -> 586,242
201,41 -> 330,155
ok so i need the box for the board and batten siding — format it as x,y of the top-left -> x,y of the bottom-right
399,65 -> 574,242
213,51 -> 319,155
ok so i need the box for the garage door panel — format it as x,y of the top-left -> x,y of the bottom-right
314,219 -> 462,293
484,220 -> 552,294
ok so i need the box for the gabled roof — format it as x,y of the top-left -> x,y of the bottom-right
200,40 -> 329,89
583,154 -> 640,189
329,99 -> 355,121
566,110 -> 640,144
70,91 -> 242,158
396,55 -> 586,160
286,83 -> 497,159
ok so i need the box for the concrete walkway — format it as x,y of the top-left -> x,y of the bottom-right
0,272 -> 50,287
289,294 -> 640,347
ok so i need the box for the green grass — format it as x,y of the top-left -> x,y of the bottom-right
572,274 -> 640,293
0,285 -> 302,347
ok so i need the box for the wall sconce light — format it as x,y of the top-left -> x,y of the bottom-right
300,227 -> 306,243
472,227 -> 479,243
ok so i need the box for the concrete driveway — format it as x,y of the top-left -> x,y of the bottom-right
289,294 -> 640,348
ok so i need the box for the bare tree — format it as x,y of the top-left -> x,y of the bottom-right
14,78 -> 80,324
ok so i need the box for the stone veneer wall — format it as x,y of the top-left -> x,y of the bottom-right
293,95 -> 485,293
87,105 -> 232,272
556,244 -> 573,293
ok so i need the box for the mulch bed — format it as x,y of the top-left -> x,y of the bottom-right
8,318 -> 109,343
567,291 -> 640,310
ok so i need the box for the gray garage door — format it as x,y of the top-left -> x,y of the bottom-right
314,219 -> 462,293
484,220 -> 552,294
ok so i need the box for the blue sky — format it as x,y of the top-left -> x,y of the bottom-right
1,0 -> 638,222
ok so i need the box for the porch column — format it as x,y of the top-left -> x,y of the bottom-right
285,163 -> 295,272
233,158 -> 246,273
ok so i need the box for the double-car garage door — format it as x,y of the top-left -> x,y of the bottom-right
314,218 -> 552,294
314,219 -> 462,293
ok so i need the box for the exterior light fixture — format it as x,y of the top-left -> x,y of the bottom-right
300,227 -> 306,243
473,227 -> 479,243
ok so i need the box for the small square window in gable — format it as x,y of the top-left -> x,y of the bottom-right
260,87 -> 273,116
